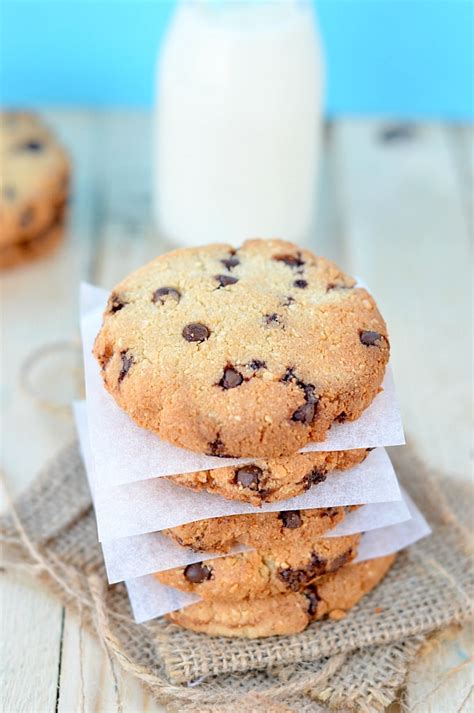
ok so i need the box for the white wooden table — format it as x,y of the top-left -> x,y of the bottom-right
1,111 -> 472,712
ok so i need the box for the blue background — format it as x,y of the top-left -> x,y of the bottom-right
1,0 -> 473,119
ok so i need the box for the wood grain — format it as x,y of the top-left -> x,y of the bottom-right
57,610 -> 162,713
1,110 -> 99,713
331,119 -> 472,711
332,120 -> 471,478
1,574 -> 64,713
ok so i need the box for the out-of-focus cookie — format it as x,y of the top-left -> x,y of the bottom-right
93,239 -> 389,458
0,112 -> 69,268
0,211 -> 66,269
166,554 -> 396,638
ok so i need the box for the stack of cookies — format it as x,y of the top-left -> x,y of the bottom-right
0,112 -> 69,269
92,239 -> 396,638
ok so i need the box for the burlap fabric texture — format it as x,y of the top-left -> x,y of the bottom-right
1,442 -> 473,712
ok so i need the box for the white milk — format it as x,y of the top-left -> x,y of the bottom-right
154,1 -> 324,247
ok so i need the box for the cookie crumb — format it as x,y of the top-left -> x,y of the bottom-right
329,609 -> 347,621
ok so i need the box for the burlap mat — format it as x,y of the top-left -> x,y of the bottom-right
1,442 -> 473,712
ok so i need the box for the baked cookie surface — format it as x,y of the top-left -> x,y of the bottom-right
167,554 -> 396,637
94,239 -> 389,457
0,112 -> 69,265
157,532 -> 360,600
169,448 -> 370,506
164,505 -> 358,554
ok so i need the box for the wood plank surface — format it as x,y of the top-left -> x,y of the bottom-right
57,610 -> 161,713
1,110 -> 99,713
1,110 -> 98,499
331,118 -> 473,712
333,120 -> 471,479
1,575 -> 64,713
1,111 -> 472,712
405,623 -> 474,713
450,125 -> 473,236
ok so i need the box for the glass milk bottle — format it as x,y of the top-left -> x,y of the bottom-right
153,1 -> 324,247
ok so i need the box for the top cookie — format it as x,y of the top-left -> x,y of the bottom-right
94,239 -> 389,458
0,112 -> 69,250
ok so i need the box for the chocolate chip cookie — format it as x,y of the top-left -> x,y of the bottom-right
166,554 -> 396,637
94,239 -> 389,458
169,448 -> 370,506
157,532 -> 360,600
0,112 -> 69,268
163,505 -> 358,554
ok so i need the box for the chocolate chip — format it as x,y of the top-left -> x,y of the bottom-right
2,185 -> 16,201
273,253 -> 305,268
359,330 -> 383,346
279,547 -> 353,592
323,507 -> 339,518
221,256 -> 240,270
153,287 -> 181,304
234,465 -> 262,490
277,567 -> 301,589
219,366 -> 243,389
108,293 -> 127,314
281,369 -> 319,424
207,436 -> 232,458
215,274 -> 238,287
264,313 -> 280,325
118,351 -> 134,383
20,206 -> 34,227
184,563 -> 212,584
281,367 -> 296,384
278,552 -> 327,591
278,510 -> 302,529
182,323 -> 210,342
308,551 -> 326,569
303,384 -> 317,401
281,368 -> 313,394
257,486 -> 273,500
306,588 -> 320,616
336,411 -> 347,423
282,296 -> 295,306
293,279 -> 308,289
305,468 -> 327,490
18,140 -> 44,152
292,401 -> 316,425
248,359 -> 266,371
328,549 -> 353,572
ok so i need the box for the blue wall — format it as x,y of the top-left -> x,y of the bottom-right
1,0 -> 472,119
